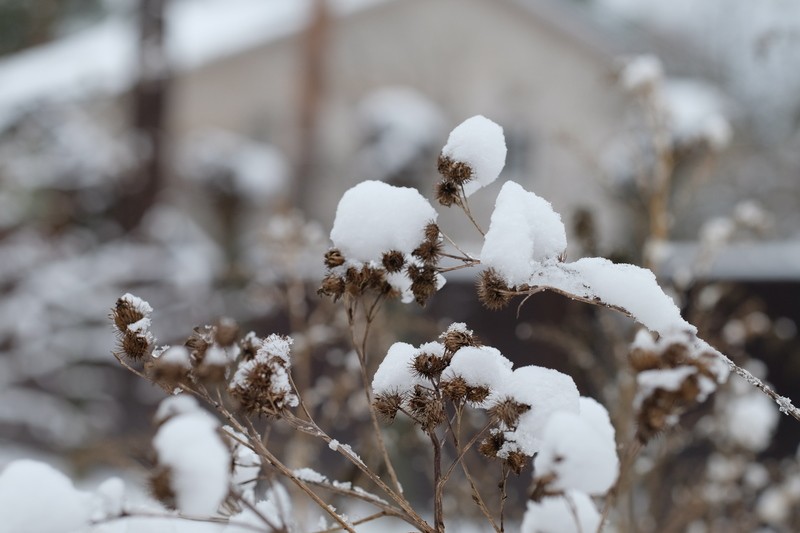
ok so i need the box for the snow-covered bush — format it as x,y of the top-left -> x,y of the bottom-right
3,114 -> 798,532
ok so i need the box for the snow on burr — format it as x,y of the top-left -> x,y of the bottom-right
152,408 -> 230,515
441,115 -> 507,197
480,181 -> 567,286
330,180 -> 437,262
498,365 -> 580,456
372,342 -> 423,396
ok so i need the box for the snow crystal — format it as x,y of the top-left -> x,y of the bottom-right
620,55 -> 663,92
372,342 -> 423,396
530,258 -> 696,336
330,180 -> 437,262
442,346 -> 513,403
480,181 -> 567,286
534,410 -> 619,495
441,115 -> 506,197
0,459 -> 92,533
520,491 -> 601,533
498,365 -> 580,456
152,411 -> 230,515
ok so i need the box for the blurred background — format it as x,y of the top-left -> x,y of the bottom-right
0,0 -> 799,530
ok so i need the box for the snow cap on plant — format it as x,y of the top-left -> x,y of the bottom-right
436,115 -> 507,201
111,293 -> 156,361
228,334 -> 298,417
322,180 -> 445,305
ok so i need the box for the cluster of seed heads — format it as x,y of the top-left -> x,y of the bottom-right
435,154 -> 473,207
630,334 -> 718,443
318,222 -> 443,306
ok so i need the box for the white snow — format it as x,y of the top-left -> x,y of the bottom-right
520,491 -> 601,533
330,180 -> 437,262
154,393 -> 200,424
480,181 -> 567,286
528,258 -> 696,336
152,411 -> 230,515
441,346 -> 513,403
534,409 -> 619,495
635,366 -> 697,408
441,115 -> 507,196
497,365 -> 580,456
372,342 -> 422,396
224,484 -> 292,533
0,459 -> 92,533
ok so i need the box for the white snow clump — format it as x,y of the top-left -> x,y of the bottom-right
520,490 -> 601,533
152,403 -> 231,515
0,459 -> 92,533
480,180 -> 567,286
330,180 -> 437,262
440,115 -> 507,196
533,397 -> 619,495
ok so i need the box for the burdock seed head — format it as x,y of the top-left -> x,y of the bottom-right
477,268 -> 513,310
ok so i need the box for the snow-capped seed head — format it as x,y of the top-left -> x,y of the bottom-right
330,180 -> 438,262
437,155 -> 473,185
435,179 -> 460,207
324,248 -> 345,268
112,296 -> 148,332
382,250 -> 405,273
477,268 -> 513,310
440,115 -> 506,197
441,323 -> 479,354
185,325 -> 213,362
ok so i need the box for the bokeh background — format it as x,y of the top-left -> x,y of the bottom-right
1,0 -> 799,530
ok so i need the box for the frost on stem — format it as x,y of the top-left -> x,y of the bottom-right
320,180 -> 445,305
